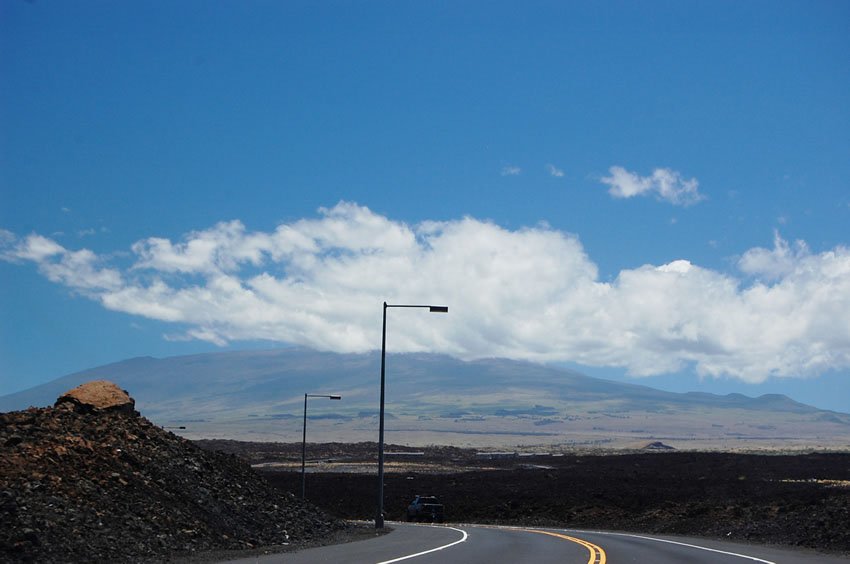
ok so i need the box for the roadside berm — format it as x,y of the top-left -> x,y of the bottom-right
0,381 -> 345,563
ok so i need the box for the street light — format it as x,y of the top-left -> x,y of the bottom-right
302,393 -> 342,499
376,302 -> 448,528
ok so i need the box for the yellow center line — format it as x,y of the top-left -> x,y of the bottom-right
527,529 -> 607,564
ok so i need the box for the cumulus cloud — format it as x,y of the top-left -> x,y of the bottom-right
546,164 -> 565,177
2,233 -> 122,293
601,166 -> 705,206
2,203 -> 849,384
501,165 -> 522,176
738,230 -> 810,280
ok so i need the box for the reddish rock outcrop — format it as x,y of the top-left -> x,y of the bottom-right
54,380 -> 136,415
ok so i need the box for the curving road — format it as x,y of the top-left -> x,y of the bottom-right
221,522 -> 849,563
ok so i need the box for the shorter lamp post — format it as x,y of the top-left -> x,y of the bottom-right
301,393 -> 341,499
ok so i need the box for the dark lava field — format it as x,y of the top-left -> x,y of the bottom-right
2,394 -> 849,563
206,440 -> 850,555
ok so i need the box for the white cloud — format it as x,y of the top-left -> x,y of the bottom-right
738,230 -> 810,280
131,220 -> 261,274
41,248 -> 124,292
3,203 -> 849,384
0,229 -> 16,248
501,165 -> 521,176
546,164 -> 564,177
601,166 -> 705,206
11,234 -> 66,261
1,233 -> 123,293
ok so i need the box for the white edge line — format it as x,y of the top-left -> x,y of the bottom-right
570,530 -> 776,564
376,525 -> 468,564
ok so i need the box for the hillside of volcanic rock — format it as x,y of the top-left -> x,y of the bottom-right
0,381 -> 345,563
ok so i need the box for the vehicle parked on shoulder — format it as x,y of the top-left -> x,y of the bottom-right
406,495 -> 444,522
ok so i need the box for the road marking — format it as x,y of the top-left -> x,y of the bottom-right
570,530 -> 776,563
527,530 -> 607,564
376,525 -> 468,564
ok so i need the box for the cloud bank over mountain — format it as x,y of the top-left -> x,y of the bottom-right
3,202 -> 848,383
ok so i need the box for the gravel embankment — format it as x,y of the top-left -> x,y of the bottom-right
1,404 -> 345,563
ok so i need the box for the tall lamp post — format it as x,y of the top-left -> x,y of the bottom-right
376,302 -> 448,528
302,393 -> 341,499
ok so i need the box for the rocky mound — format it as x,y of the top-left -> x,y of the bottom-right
642,441 -> 675,450
0,382 -> 345,563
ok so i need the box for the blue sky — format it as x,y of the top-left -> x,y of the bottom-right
2,1 -> 849,412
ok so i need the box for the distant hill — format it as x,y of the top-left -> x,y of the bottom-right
2,348 -> 848,449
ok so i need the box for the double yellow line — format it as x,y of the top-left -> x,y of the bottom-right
528,529 -> 607,564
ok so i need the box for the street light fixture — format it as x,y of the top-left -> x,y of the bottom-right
376,302 -> 448,528
301,393 -> 342,499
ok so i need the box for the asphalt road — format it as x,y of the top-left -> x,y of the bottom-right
221,523 -> 850,563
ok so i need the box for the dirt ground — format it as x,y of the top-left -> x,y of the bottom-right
197,441 -> 850,555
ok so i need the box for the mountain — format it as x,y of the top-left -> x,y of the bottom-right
2,348 -> 848,449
